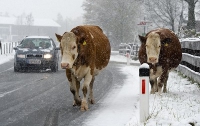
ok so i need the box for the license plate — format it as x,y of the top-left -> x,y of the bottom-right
28,59 -> 41,64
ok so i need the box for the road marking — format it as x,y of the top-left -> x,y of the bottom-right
0,87 -> 21,98
0,67 -> 13,74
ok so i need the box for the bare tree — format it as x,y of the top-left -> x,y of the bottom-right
83,0 -> 141,49
25,13 -> 34,26
15,13 -> 26,39
25,13 -> 34,35
184,0 -> 199,30
15,13 -> 34,38
56,13 -> 66,33
146,0 -> 182,32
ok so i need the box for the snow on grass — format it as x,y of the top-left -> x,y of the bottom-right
147,71 -> 200,126
126,70 -> 200,126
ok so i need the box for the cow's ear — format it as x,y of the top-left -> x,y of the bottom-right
138,35 -> 146,44
55,33 -> 62,43
79,33 -> 86,44
161,38 -> 172,45
72,28 -> 86,44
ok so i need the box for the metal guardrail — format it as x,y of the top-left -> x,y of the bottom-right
177,38 -> 200,84
0,41 -> 19,55
119,43 -> 140,60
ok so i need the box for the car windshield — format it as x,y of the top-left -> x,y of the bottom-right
19,38 -> 52,49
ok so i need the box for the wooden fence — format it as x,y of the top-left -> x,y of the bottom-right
177,38 -> 200,83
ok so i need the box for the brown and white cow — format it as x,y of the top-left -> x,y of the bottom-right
55,25 -> 111,111
138,28 -> 182,94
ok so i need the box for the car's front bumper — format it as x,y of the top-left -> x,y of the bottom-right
15,58 -> 56,70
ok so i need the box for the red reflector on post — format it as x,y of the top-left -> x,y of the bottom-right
142,79 -> 145,94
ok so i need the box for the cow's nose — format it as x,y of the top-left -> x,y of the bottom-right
149,57 -> 157,63
61,63 -> 69,69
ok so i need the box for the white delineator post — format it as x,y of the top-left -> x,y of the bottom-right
139,63 -> 150,122
126,52 -> 130,65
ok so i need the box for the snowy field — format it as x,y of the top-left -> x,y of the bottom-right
0,51 -> 200,126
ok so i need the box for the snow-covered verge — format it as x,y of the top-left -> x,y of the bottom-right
126,71 -> 200,126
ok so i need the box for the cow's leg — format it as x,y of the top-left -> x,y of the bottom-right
154,78 -> 158,92
72,79 -> 81,106
149,67 -> 158,94
76,79 -> 80,98
150,78 -> 157,94
71,76 -> 81,106
158,70 -> 169,94
81,73 -> 93,111
163,73 -> 169,93
150,80 -> 154,94
89,77 -> 95,104
66,69 -> 81,106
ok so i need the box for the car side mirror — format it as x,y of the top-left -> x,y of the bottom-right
55,47 -> 60,50
13,47 -> 18,50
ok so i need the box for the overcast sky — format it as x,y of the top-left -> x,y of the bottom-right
0,0 -> 84,20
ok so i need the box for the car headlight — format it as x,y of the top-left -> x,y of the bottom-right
17,54 -> 26,58
44,54 -> 52,59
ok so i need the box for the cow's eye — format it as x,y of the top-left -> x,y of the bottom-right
72,46 -> 76,50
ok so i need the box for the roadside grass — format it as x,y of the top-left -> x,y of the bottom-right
177,71 -> 200,88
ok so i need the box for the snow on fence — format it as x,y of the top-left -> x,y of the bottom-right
177,38 -> 200,84
119,43 -> 140,60
0,41 -> 19,55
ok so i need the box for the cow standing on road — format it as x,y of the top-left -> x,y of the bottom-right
138,28 -> 182,94
55,25 -> 111,111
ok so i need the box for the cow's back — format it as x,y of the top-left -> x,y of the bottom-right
71,25 -> 111,70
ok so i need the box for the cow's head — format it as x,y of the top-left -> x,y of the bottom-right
139,31 -> 171,64
55,32 -> 78,69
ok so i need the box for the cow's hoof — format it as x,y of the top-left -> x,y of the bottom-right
73,100 -> 77,107
163,88 -> 167,93
75,99 -> 81,106
89,99 -> 95,104
158,88 -> 162,95
150,90 -> 155,94
80,100 -> 88,111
